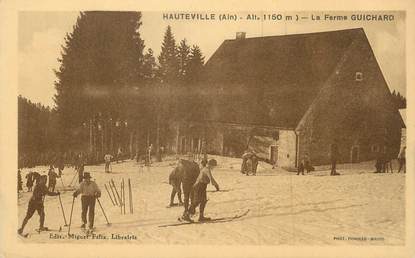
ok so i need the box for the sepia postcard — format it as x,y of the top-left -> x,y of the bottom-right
1,1 -> 414,258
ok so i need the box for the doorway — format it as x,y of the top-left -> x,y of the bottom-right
270,145 -> 278,165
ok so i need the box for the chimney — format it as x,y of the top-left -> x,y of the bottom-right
236,32 -> 246,40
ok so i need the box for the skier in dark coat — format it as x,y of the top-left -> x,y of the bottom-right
241,150 -> 252,174
18,175 -> 60,235
56,154 -> 64,176
168,167 -> 183,207
48,165 -> 59,192
18,169 -> 23,192
26,172 -> 34,192
177,159 -> 202,221
32,172 -> 41,185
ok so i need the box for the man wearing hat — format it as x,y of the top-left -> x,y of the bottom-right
73,172 -> 101,230
188,159 -> 220,222
18,175 -> 60,235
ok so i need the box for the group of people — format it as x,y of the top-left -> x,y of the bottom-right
168,157 -> 220,222
375,146 -> 406,173
18,165 -> 62,194
18,169 -> 101,236
297,153 -> 315,175
24,171 -> 40,192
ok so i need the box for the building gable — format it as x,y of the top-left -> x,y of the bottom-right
204,28 -> 365,128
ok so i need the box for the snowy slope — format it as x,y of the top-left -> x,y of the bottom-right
18,156 -> 405,245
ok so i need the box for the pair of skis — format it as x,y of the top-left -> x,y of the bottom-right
18,227 -> 61,238
19,226 -> 95,238
159,209 -> 250,227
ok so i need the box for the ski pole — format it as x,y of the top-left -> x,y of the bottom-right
58,194 -> 68,226
69,171 -> 77,187
108,180 -> 118,206
104,184 -> 115,206
111,179 -> 122,206
122,178 -> 126,214
128,178 -> 131,214
128,178 -> 133,214
68,196 -> 75,235
60,177 -> 65,188
96,197 -> 111,226
119,180 -> 123,214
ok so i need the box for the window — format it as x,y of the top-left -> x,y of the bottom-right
355,72 -> 363,81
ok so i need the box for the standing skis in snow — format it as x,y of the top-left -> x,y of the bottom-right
18,175 -> 60,235
72,172 -> 101,230
188,159 -> 220,222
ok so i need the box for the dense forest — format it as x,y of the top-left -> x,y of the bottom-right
19,11 -> 206,167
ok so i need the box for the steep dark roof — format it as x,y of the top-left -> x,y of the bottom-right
204,28 -> 369,128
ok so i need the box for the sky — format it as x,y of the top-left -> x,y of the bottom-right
18,11 -> 406,107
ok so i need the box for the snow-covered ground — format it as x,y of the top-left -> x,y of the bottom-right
18,156 -> 405,245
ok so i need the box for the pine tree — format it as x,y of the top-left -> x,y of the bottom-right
54,11 -> 146,152
187,45 -> 205,83
185,45 -> 206,121
153,26 -> 181,161
177,39 -> 191,79
158,25 -> 179,83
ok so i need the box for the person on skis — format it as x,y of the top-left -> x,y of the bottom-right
168,166 -> 183,207
18,175 -> 60,235
73,172 -> 101,230
56,154 -> 65,177
178,159 -> 201,222
104,153 -> 113,173
48,165 -> 59,192
26,171 -> 35,192
188,159 -> 220,222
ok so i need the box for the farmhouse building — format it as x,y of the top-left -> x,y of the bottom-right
173,28 -> 404,169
